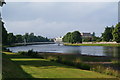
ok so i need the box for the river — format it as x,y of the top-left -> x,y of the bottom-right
7,44 -> 120,57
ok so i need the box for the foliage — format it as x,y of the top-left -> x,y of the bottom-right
113,23 -> 120,43
72,31 -> 82,43
18,49 -> 38,58
15,35 -> 24,43
2,47 -> 11,52
92,36 -> 102,42
1,21 -> 8,45
7,33 -> 16,45
82,37 -> 92,42
91,65 -> 119,77
63,31 -> 82,43
102,26 -> 114,42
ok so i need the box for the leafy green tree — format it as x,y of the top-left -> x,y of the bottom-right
15,35 -> 24,43
23,33 -> 50,43
102,26 -> 114,42
23,33 -> 29,42
82,37 -> 92,42
92,36 -> 102,42
63,32 -> 72,42
72,31 -> 82,43
7,33 -> 16,44
1,21 -> 8,45
63,31 -> 82,43
113,23 -> 120,43
28,33 -> 35,42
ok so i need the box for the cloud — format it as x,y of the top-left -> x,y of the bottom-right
2,2 -> 118,38
5,18 -> 75,38
5,0 -> 119,2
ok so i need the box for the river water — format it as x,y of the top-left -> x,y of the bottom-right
7,44 -> 120,57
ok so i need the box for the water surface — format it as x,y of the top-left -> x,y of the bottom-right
8,44 -> 120,57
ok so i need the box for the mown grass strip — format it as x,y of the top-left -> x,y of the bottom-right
3,52 -> 116,78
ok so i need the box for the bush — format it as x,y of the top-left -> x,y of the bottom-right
18,51 -> 27,55
91,65 -> 119,77
18,49 -> 38,58
2,47 -> 11,52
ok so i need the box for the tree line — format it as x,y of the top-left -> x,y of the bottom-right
1,21 -> 53,45
63,23 -> 120,43
102,23 -> 120,43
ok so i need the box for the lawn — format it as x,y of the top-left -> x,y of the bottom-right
2,52 -> 117,79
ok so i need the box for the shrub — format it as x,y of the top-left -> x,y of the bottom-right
2,47 -> 11,52
18,49 -> 39,58
91,65 -> 119,77
18,51 -> 27,55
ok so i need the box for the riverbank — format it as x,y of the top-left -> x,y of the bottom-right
64,42 -> 120,47
3,42 -> 55,47
2,52 -> 117,79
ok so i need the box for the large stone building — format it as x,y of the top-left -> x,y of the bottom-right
81,32 -> 93,38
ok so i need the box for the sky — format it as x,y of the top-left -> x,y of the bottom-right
2,2 -> 118,38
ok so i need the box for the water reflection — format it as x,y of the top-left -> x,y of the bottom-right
64,46 -> 81,55
103,47 -> 120,57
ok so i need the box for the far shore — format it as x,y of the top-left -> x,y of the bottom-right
64,42 -> 120,47
4,41 -> 120,47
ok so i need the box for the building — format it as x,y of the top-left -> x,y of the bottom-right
81,32 -> 93,38
54,37 -> 63,43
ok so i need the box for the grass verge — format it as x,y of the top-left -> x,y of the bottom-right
2,52 -> 117,79
64,43 -> 120,47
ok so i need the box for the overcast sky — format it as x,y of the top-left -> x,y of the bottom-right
2,2 -> 118,38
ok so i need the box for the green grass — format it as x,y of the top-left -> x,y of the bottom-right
64,43 -> 120,47
3,52 -> 117,78
2,53 -> 32,78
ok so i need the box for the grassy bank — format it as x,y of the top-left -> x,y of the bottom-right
2,52 -> 117,79
64,43 -> 120,47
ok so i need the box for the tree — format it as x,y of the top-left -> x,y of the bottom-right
23,33 -> 29,42
62,32 -> 72,42
63,31 -> 82,43
1,21 -> 8,45
112,23 -> 120,43
7,33 -> 16,44
23,33 -> 50,42
15,35 -> 24,43
92,32 -> 95,37
72,31 -> 82,43
102,26 -> 114,42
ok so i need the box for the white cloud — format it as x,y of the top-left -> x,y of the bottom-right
5,0 -> 119,2
5,18 -> 75,38
3,2 -> 118,38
